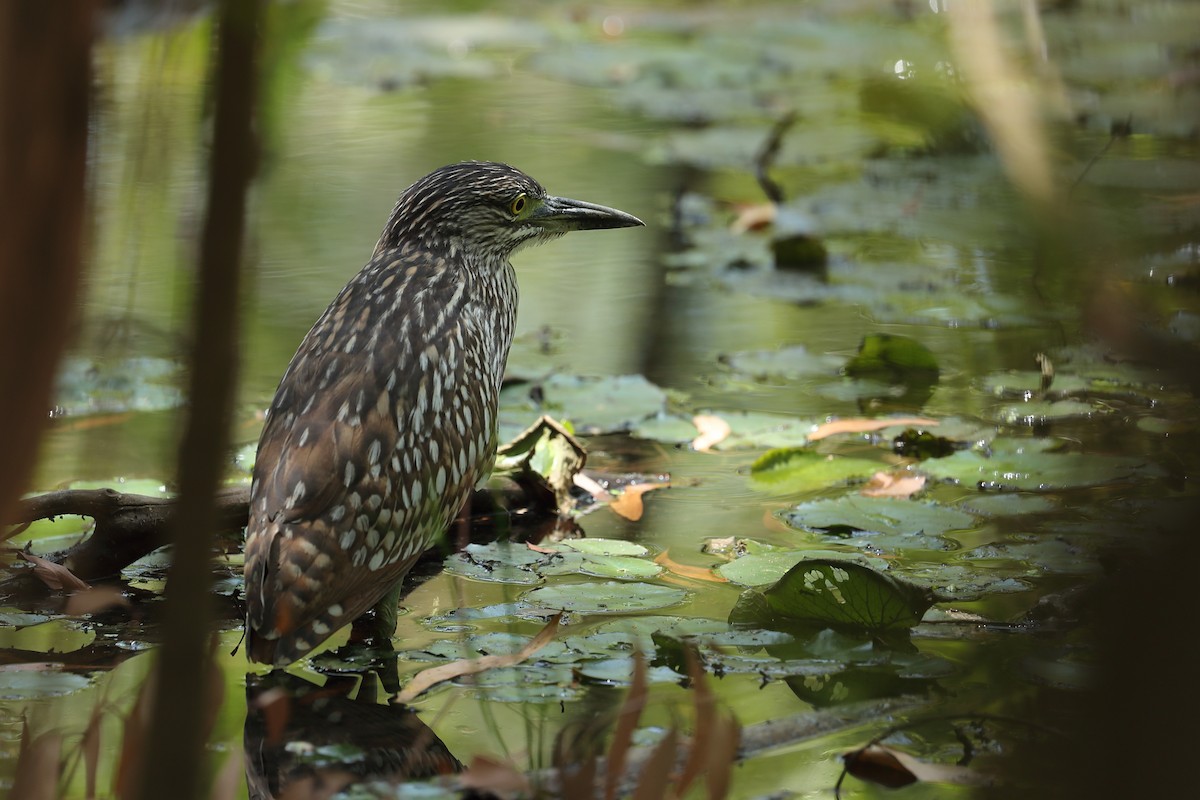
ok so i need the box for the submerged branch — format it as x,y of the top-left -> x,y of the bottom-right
5,487 -> 250,580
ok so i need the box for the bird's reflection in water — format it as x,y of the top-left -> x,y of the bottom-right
244,664 -> 461,800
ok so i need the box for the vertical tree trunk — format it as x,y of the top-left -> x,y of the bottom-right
134,2 -> 262,798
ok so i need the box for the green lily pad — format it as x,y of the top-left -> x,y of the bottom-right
844,333 -> 940,381
759,560 -> 935,631
556,539 -> 649,557
631,413 -> 705,444
749,448 -> 881,491
720,346 -> 844,380
705,411 -> 817,450
921,437 -> 1163,491
0,666 -> 91,699
717,549 -> 889,588
781,496 -> 976,536
54,356 -> 183,416
540,552 -> 663,581
443,542 -> 545,585
499,374 -> 668,435
957,494 -> 1058,516
993,399 -> 1106,425
522,582 -> 686,614
898,565 -> 1032,601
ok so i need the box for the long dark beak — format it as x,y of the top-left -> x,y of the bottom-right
531,195 -> 644,231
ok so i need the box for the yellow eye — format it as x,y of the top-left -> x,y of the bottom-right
510,194 -> 527,215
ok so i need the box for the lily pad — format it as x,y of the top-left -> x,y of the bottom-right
0,666 -> 91,699
750,448 -> 881,491
736,559 -> 935,632
921,437 -> 1163,491
781,496 -> 976,536
717,549 -> 889,588
522,582 -> 686,614
993,399 -> 1106,425
720,346 -> 844,380
556,539 -> 649,557
443,542 -> 545,586
540,552 -> 663,581
499,374 -> 668,435
54,356 -> 183,416
844,333 -> 940,381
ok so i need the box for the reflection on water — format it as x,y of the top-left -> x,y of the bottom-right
244,671 -> 460,799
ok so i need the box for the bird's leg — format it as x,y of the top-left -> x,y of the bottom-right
350,580 -> 404,646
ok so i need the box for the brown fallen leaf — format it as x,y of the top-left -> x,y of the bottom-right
692,414 -> 732,452
395,614 -> 561,704
459,755 -> 531,798
844,744 -> 992,788
64,585 -> 130,616
655,550 -> 728,583
861,471 -> 926,499
808,416 -> 939,442
19,552 -> 90,592
610,482 -> 669,521
526,542 -> 559,555
730,202 -> 776,234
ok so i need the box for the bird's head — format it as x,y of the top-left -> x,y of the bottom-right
374,161 -> 643,259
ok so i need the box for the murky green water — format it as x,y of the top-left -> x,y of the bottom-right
5,1 -> 1200,797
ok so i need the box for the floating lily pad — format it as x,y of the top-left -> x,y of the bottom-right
749,448 -> 881,491
540,552 -> 663,581
499,374 -> 668,435
720,346 -> 844,380
961,538 -> 1099,576
758,560 -> 935,631
631,413 -> 706,444
844,333 -> 940,381
522,582 -> 686,614
717,549 -> 889,588
898,565 -> 1032,601
54,356 -> 183,416
993,399 -> 1106,425
921,437 -> 1163,491
443,542 -> 545,585
957,494 -> 1058,516
0,666 -> 91,699
557,539 -> 649,557
781,496 -> 976,536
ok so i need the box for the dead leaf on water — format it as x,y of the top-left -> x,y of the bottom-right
691,414 -> 732,452
64,585 -> 129,616
655,550 -> 729,583
610,482 -> 669,521
730,203 -> 776,234
19,552 -> 90,592
861,471 -> 926,499
844,744 -> 993,789
808,416 -> 939,442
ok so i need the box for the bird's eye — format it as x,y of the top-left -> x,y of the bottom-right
510,194 -> 527,215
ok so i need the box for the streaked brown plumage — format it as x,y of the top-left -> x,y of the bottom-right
244,162 -> 642,665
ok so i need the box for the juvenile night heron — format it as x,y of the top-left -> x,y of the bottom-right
244,162 -> 643,666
